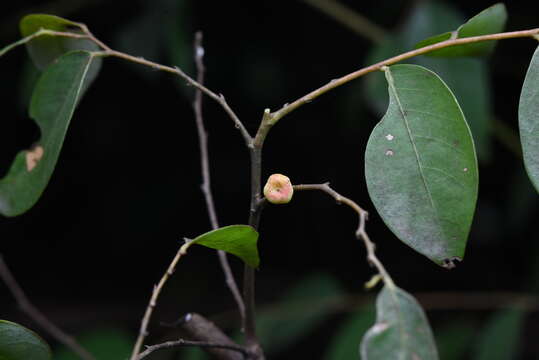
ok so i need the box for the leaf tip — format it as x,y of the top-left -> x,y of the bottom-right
441,256 -> 462,270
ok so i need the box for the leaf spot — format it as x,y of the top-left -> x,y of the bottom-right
385,149 -> 394,156
463,167 -> 468,172
26,145 -> 44,172
385,134 -> 394,141
371,322 -> 389,334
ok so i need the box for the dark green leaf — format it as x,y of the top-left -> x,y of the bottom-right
0,51 -> 97,217
324,304 -> 375,360
415,3 -> 507,57
363,2 -> 493,162
360,285 -> 438,360
187,225 -> 259,267
257,273 -> 342,355
0,320 -> 51,360
54,328 -> 131,360
519,45 -> 539,192
365,64 -> 478,266
473,308 -> 525,360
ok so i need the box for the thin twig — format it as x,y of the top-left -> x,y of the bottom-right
192,31 -> 246,324
301,0 -> 386,43
129,246 -> 186,360
293,183 -> 395,287
0,255 -> 95,360
268,27 -> 539,127
138,338 -> 249,359
95,49 -> 252,146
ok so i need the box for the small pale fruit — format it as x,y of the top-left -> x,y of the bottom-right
263,174 -> 293,204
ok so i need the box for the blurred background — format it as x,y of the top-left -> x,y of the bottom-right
0,0 -> 538,359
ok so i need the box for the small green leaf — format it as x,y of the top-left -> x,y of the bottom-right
415,3 -> 507,57
365,64 -> 478,266
0,320 -> 51,360
473,308 -> 525,360
187,225 -> 260,268
519,45 -> 539,192
360,285 -> 438,360
0,51 -> 97,217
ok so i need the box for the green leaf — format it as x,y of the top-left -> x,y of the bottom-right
473,308 -> 525,360
365,64 -> 478,266
414,3 -> 507,57
519,45 -> 539,192
360,285 -> 438,360
0,320 -> 51,360
20,15 -> 92,68
363,2 -> 493,162
186,225 -> 260,268
256,272 -> 342,355
324,304 -> 375,360
0,51 -> 97,217
54,328 -> 131,360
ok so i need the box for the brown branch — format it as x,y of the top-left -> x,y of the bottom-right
293,183 -> 395,287
179,313 -> 249,360
268,27 -> 539,127
129,246 -> 186,360
138,338 -> 249,360
0,255 -> 95,360
191,31 -> 246,325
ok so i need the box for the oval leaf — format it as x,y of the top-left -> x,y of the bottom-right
186,225 -> 259,268
360,285 -> 438,360
0,51 -> 97,216
519,45 -> 539,192
365,64 -> 478,266
415,3 -> 507,57
0,320 -> 51,360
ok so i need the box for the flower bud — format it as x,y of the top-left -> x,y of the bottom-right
263,174 -> 293,204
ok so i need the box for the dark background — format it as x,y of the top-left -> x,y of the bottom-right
0,0 -> 538,359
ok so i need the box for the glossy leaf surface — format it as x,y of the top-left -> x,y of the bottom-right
415,3 -> 507,57
0,51 -> 96,216
365,64 -> 478,266
187,225 -> 259,268
0,320 -> 51,360
360,285 -> 438,360
519,45 -> 539,192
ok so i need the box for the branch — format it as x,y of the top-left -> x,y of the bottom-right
138,338 -> 249,360
191,31 -> 246,325
267,27 -> 539,127
129,246 -> 186,360
0,255 -> 95,360
178,313 -> 249,360
301,0 -> 386,43
293,183 -> 395,287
